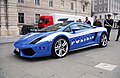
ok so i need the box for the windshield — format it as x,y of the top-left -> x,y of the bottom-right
39,19 -> 45,24
39,23 -> 69,32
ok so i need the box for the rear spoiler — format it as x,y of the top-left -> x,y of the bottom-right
58,18 -> 74,23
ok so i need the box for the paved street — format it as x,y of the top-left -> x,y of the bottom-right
0,29 -> 120,78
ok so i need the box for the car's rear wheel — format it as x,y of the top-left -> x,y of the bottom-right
99,33 -> 108,47
52,37 -> 69,58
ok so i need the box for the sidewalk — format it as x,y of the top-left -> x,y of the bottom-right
0,36 -> 21,44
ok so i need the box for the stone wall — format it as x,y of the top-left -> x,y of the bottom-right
0,0 -> 91,36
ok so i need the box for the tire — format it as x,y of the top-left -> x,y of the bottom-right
99,33 -> 108,47
52,37 -> 69,58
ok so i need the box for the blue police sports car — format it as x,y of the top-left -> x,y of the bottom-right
14,22 -> 108,58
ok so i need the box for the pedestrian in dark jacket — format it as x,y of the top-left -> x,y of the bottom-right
104,14 -> 114,41
115,20 -> 120,41
93,18 -> 102,27
84,17 -> 91,25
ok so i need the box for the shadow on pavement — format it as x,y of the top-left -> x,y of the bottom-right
13,55 -> 55,62
67,45 -> 100,56
12,46 -> 102,62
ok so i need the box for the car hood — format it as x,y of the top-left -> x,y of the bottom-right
15,32 -> 54,45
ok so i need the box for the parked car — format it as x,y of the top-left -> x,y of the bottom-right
14,22 -> 108,58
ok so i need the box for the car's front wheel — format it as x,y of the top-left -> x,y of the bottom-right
52,37 -> 69,58
99,33 -> 108,47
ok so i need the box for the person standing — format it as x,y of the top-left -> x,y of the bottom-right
104,14 -> 114,41
115,20 -> 120,41
84,17 -> 91,25
93,18 -> 102,27
78,19 -> 82,22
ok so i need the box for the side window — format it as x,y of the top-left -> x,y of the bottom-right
78,24 -> 92,30
63,27 -> 71,32
70,24 -> 80,30
63,24 -> 93,32
45,19 -> 49,24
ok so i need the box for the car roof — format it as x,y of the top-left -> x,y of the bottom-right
68,22 -> 92,26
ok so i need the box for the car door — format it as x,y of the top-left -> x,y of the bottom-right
68,23 -> 97,50
77,24 -> 97,47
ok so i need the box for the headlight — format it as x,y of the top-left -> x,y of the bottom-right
30,37 -> 45,44
15,48 -> 19,52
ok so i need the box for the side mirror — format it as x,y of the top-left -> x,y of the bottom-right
72,27 -> 80,33
45,20 -> 49,24
93,26 -> 97,28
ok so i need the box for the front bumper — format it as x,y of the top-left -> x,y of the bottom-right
14,49 -> 20,56
14,41 -> 52,58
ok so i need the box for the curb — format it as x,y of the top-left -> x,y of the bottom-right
0,36 -> 22,44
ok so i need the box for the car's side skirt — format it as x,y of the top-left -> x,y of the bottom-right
70,44 -> 99,52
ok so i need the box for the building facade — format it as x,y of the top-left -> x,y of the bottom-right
92,0 -> 120,26
0,0 -> 91,36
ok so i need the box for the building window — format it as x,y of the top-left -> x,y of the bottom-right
18,0 -> 24,3
48,0 -> 53,7
71,2 -> 74,10
116,16 -> 118,19
83,5 -> 85,12
100,15 -> 102,19
104,0 -> 107,3
99,7 -> 102,12
106,8 -> 108,11
18,13 -> 24,23
117,6 -> 119,11
61,0 -> 64,8
99,0 -> 102,4
114,5 -> 116,9
95,16 -> 97,19
35,0 -> 40,5
105,15 -> 107,19
94,1 -> 97,5
94,8 -> 96,12
104,7 -> 107,11
35,14 -> 40,23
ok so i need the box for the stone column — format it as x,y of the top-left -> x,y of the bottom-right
7,0 -> 19,36
0,0 -> 19,36
0,0 -> 8,36
0,0 -> 1,35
